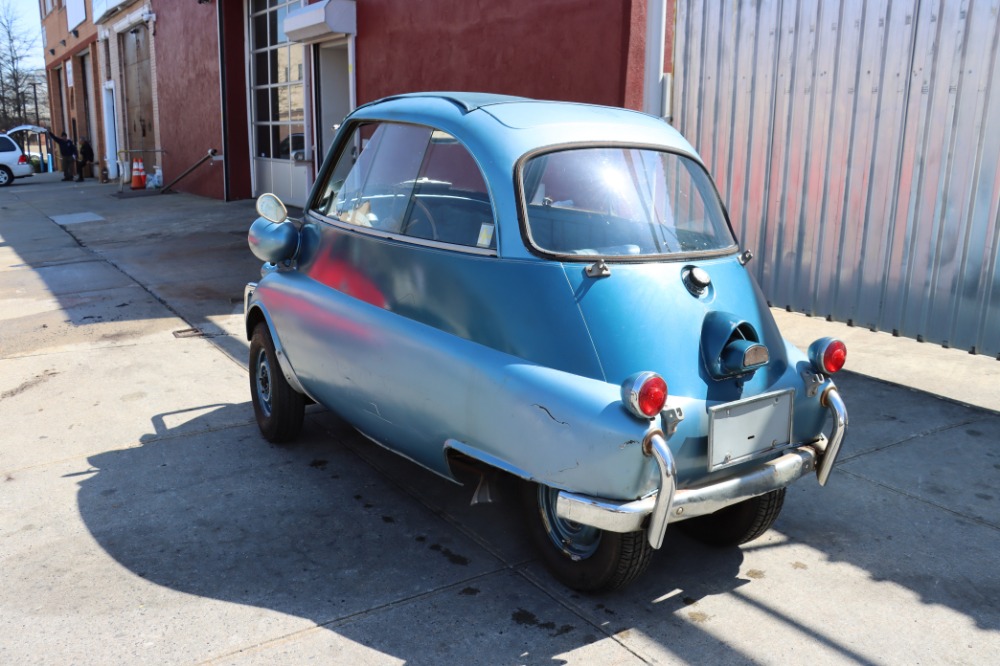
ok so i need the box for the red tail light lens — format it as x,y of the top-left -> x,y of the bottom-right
18,155 -> 27,164
808,337 -> 847,374
823,340 -> 847,373
622,372 -> 668,419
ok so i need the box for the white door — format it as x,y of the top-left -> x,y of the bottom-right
249,0 -> 307,206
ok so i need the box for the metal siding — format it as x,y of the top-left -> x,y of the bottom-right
675,0 -> 1000,357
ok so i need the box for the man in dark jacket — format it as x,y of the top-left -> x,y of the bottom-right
76,138 -> 95,182
47,130 -> 77,181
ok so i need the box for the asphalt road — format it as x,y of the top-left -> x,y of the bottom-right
2,173 -> 998,665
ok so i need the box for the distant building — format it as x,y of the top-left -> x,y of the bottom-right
40,0 -> 675,204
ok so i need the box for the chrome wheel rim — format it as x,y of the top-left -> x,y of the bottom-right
255,348 -> 273,417
537,485 -> 601,560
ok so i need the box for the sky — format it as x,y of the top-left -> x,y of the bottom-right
11,0 -> 45,71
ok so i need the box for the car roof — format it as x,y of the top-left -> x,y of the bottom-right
349,92 -> 700,163
356,91 -> 530,114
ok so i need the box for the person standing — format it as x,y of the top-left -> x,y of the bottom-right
76,138 -> 95,182
47,130 -> 77,181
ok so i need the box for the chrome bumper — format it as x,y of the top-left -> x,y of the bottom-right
556,387 -> 848,549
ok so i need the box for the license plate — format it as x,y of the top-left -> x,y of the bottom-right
707,389 -> 795,471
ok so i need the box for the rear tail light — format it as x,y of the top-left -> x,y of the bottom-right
18,155 -> 27,165
621,372 -> 668,419
808,337 -> 847,374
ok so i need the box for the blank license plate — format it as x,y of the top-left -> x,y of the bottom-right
708,389 -> 794,471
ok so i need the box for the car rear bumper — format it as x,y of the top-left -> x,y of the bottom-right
555,387 -> 848,549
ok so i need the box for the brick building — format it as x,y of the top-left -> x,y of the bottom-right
41,0 -> 675,205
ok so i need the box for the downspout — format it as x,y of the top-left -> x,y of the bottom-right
217,2 -> 230,200
348,33 -> 357,111
643,0 -> 668,119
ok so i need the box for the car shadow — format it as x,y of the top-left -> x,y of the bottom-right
75,384 -> 999,662
74,402 -> 756,663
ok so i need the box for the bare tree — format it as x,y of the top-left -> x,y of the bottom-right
0,0 -> 39,129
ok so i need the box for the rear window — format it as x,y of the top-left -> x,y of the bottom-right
520,147 -> 736,258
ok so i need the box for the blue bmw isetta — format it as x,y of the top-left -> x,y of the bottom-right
245,92 -> 848,592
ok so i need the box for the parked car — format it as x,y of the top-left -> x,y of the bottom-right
0,131 -> 35,186
244,93 -> 849,592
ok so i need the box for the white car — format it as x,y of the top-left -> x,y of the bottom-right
0,131 -> 36,186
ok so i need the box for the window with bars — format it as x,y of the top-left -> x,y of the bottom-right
250,0 -> 304,160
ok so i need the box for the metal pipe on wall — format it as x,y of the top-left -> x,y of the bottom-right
643,0 -> 668,118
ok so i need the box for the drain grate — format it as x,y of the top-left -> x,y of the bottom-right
172,328 -> 205,338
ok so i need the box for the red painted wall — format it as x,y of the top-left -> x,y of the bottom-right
151,0 -> 225,199
219,0 -> 252,200
664,0 -> 676,74
355,0 -> 649,109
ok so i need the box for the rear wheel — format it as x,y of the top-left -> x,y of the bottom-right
249,323 -> 304,443
0,166 -> 13,186
521,482 -> 653,592
678,488 -> 786,547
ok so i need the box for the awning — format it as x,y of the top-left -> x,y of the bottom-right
284,0 -> 356,43
92,0 -> 140,25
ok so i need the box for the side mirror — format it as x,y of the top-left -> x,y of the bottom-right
256,193 -> 287,224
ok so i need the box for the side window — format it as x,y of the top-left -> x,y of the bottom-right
312,122 -> 496,250
314,123 -> 429,232
0,136 -> 16,152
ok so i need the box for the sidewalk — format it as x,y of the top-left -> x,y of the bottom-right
2,173 -> 998,664
772,309 -> 1000,413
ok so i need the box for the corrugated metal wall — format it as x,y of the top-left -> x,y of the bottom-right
674,0 -> 1000,358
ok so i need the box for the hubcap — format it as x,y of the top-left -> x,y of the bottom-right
255,349 -> 273,417
537,485 -> 601,560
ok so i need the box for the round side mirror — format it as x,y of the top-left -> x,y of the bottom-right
256,193 -> 288,223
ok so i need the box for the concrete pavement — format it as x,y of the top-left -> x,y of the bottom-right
2,172 -> 998,664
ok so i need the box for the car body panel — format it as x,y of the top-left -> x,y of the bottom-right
250,271 -> 660,499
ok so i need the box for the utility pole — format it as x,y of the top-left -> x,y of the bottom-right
32,79 -> 46,172
32,79 -> 40,124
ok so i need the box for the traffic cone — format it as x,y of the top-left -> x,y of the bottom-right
136,158 -> 147,189
130,159 -> 143,189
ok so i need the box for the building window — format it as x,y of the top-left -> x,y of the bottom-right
250,0 -> 304,160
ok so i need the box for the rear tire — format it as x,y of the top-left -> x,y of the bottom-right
249,323 -> 305,443
678,488 -> 786,547
0,166 -> 13,186
521,482 -> 653,592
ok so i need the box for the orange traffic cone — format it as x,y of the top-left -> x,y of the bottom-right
130,158 -> 143,189
137,158 -> 147,189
